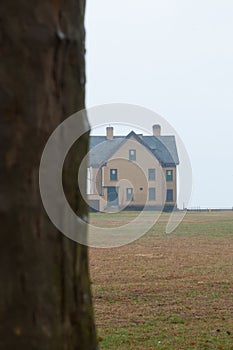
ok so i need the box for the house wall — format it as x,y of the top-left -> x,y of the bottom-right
89,167 -> 102,195
102,138 -> 166,209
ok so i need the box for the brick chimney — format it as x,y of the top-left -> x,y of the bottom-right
106,126 -> 113,140
153,124 -> 161,136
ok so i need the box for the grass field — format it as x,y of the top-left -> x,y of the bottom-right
89,211 -> 233,350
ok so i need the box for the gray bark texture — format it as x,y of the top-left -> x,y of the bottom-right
0,1 -> 97,349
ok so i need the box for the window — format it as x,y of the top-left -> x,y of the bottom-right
148,168 -> 156,181
110,169 -> 118,181
148,187 -> 156,201
166,169 -> 173,182
129,149 -> 136,161
126,188 -> 134,201
166,189 -> 174,202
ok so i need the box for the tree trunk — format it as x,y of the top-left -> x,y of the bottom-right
0,1 -> 97,349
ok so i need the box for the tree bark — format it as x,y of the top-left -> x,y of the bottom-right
0,1 -> 97,349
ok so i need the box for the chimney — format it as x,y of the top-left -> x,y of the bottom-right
153,124 -> 161,136
106,126 -> 113,140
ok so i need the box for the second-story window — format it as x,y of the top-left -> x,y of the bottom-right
166,169 -> 173,182
129,149 -> 136,161
148,168 -> 156,181
110,169 -> 118,181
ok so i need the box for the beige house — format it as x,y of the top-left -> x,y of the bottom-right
87,125 -> 179,212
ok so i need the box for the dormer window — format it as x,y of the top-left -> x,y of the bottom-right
129,149 -> 136,161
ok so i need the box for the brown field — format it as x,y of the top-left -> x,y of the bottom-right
89,211 -> 233,349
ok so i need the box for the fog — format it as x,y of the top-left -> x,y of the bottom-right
85,0 -> 233,208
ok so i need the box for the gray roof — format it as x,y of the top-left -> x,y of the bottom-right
89,137 -> 125,167
143,135 -> 179,166
89,132 -> 179,167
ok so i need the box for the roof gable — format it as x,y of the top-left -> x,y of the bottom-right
89,131 -> 179,167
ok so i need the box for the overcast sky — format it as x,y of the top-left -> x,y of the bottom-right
85,0 -> 233,208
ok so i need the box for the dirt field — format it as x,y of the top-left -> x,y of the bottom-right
89,211 -> 233,349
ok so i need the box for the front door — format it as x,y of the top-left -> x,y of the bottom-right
107,187 -> 118,206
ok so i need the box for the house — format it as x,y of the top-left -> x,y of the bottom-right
87,125 -> 179,212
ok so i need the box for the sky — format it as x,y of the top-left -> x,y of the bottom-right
85,0 -> 233,209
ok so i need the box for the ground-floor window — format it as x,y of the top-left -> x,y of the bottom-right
166,189 -> 174,202
126,188 -> 134,201
148,187 -> 156,201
